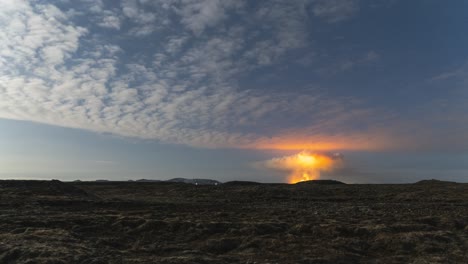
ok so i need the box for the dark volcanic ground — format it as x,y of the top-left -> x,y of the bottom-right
0,180 -> 467,263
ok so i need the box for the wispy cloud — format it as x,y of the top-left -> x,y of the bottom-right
316,50 -> 380,75
312,0 -> 360,23
429,62 -> 468,82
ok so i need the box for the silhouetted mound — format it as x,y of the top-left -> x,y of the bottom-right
167,178 -> 220,185
295,180 -> 345,185
136,179 -> 161,182
223,181 -> 262,186
414,179 -> 457,185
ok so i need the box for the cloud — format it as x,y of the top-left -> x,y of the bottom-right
0,1 -> 87,71
429,62 -> 468,82
175,0 -> 243,35
315,50 -> 380,75
1,0 -> 467,153
97,13 -> 121,30
0,0 -> 264,147
119,0 -> 168,36
312,0 -> 359,23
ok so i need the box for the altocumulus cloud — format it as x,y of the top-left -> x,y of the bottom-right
0,0 -> 467,151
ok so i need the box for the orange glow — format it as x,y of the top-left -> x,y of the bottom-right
286,152 -> 335,183
297,153 -> 316,165
258,142 -> 344,151
252,130 -> 391,151
261,151 -> 342,183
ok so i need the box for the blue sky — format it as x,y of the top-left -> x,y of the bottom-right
0,0 -> 467,183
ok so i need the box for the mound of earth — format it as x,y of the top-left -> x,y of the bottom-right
222,181 -> 263,186
414,179 -> 457,185
135,179 -> 161,182
295,179 -> 345,185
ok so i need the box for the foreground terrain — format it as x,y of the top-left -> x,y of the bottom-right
0,180 -> 467,263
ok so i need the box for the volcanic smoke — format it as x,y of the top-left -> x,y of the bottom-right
262,151 -> 343,183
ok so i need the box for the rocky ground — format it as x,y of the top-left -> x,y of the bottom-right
0,180 -> 467,263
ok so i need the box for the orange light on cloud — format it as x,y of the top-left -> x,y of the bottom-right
257,141 -> 344,151
260,151 -> 342,183
252,131 -> 392,152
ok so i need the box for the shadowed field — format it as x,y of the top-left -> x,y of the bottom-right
0,180 -> 467,263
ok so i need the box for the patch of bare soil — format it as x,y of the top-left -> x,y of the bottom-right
0,180 -> 467,263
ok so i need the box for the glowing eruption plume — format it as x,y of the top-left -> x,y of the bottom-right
262,151 -> 343,183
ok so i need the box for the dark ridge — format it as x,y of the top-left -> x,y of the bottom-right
166,178 -> 220,185
72,181 -> 187,186
135,179 -> 161,182
223,181 -> 263,186
295,180 -> 345,185
0,180 -> 95,198
414,179 -> 457,185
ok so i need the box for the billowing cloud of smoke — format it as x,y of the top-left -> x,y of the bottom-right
260,151 -> 343,183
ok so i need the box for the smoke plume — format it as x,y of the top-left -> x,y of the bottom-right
261,151 -> 343,183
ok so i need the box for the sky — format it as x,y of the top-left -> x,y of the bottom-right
0,0 -> 467,183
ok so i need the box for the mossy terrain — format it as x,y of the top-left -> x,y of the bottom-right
0,180 -> 467,263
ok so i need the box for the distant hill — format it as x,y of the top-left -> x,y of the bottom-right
167,178 -> 220,185
414,179 -> 457,185
135,179 -> 161,182
295,180 -> 345,185
223,181 -> 262,186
